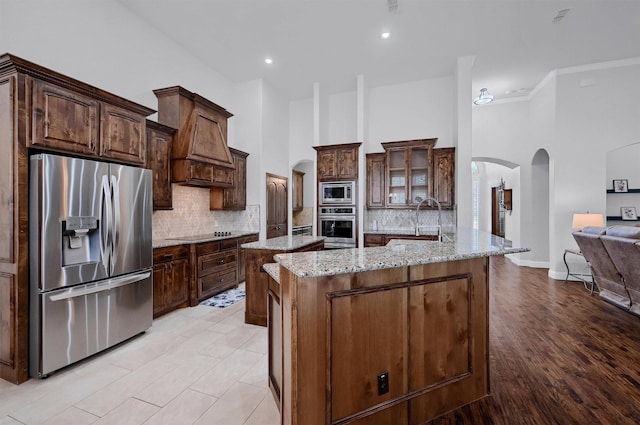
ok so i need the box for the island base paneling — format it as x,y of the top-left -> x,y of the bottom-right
279,257 -> 489,425
244,239 -> 324,326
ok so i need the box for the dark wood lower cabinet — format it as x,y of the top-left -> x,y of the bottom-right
193,239 -> 238,304
237,234 -> 259,283
152,234 -> 258,316
152,245 -> 190,318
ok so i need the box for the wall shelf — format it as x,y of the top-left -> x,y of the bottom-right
606,188 -> 640,193
606,216 -> 639,221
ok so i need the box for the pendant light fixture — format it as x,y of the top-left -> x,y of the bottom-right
473,88 -> 494,105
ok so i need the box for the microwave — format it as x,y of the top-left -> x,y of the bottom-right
319,181 -> 355,205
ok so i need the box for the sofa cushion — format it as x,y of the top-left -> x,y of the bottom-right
606,225 -> 640,239
581,226 -> 607,235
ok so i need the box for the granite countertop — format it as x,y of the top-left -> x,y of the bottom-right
153,231 -> 258,248
262,263 -> 280,284
241,235 -> 325,251
274,227 -> 529,278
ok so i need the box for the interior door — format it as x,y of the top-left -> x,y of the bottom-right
266,173 -> 288,239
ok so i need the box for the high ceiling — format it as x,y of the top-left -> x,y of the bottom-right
118,0 -> 640,101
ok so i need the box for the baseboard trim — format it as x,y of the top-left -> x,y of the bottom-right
506,255 -> 549,269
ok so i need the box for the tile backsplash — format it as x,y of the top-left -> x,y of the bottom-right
292,207 -> 313,227
152,184 -> 259,240
364,208 -> 456,233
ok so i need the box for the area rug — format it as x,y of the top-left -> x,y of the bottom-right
200,287 -> 246,308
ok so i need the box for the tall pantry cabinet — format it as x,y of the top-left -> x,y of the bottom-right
0,54 -> 155,384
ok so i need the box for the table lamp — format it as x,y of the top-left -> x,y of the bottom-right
572,213 -> 605,231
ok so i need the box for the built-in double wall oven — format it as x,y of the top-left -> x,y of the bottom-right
318,181 -> 357,248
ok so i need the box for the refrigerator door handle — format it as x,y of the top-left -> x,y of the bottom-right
101,175 -> 112,271
48,271 -> 152,301
111,174 -> 120,275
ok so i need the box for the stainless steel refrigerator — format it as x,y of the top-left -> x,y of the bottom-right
29,153 -> 153,377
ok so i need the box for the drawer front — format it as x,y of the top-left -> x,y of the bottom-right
198,251 -> 237,277
196,241 -> 220,255
220,238 -> 237,251
188,162 -> 214,184
153,245 -> 189,263
364,234 -> 385,247
199,269 -> 237,296
195,239 -> 236,256
213,166 -> 234,187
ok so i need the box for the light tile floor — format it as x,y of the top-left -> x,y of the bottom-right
0,299 -> 281,425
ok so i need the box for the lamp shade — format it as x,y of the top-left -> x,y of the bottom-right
572,213 -> 605,231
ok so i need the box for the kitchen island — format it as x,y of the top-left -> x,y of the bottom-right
241,235 -> 325,326
272,228 -> 528,425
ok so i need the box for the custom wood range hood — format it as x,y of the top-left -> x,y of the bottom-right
153,86 -> 235,187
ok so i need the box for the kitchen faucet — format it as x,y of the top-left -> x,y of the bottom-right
415,196 -> 442,242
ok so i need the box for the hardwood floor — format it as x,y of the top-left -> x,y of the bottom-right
429,255 -> 640,425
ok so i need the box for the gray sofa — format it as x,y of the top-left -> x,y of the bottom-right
573,225 -> 640,315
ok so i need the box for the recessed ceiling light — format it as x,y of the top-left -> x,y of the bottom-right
264,57 -> 273,65
381,32 -> 391,39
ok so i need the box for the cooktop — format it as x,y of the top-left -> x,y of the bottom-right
168,231 -> 236,241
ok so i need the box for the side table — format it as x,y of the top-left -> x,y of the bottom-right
563,248 -> 596,294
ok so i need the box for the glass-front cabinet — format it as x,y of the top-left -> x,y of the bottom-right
383,139 -> 436,207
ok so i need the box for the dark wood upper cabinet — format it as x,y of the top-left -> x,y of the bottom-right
153,86 -> 235,187
432,147 -> 455,209
29,77 -> 152,165
100,103 -> 147,165
210,147 -> 249,211
366,139 -> 455,209
366,153 -> 386,209
146,120 -> 176,210
383,139 -> 436,207
30,78 -> 100,155
292,169 -> 305,212
313,142 -> 361,181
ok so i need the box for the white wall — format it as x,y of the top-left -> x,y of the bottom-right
474,59 -> 640,277
551,60 -> 640,276
606,143 -> 640,221
232,79 -> 263,205
1,1 -> 279,239
367,76 -> 454,151
1,0 -> 234,120
328,91 -> 358,144
289,98 -> 315,165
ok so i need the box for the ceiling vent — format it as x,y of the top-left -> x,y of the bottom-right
552,8 -> 570,24
388,0 -> 399,13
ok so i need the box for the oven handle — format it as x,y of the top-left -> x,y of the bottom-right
318,215 -> 357,220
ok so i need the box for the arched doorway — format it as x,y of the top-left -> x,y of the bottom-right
531,149 -> 550,263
